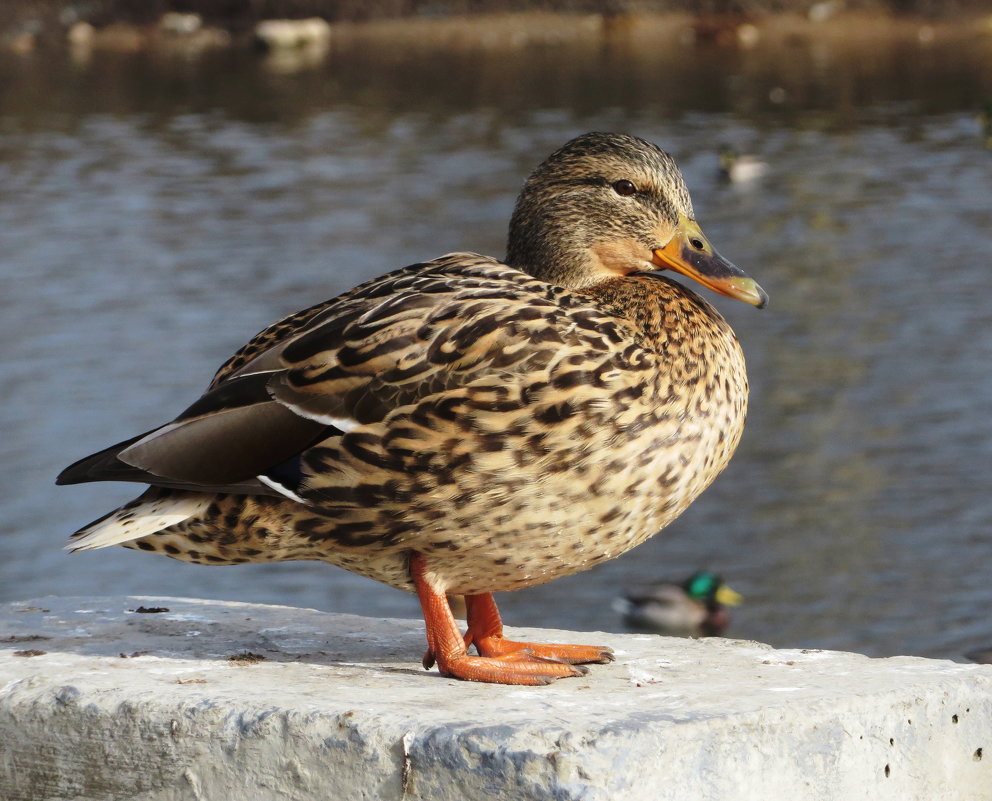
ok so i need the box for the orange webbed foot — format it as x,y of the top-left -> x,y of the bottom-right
465,593 -> 614,664
474,636 -> 615,665
433,652 -> 589,686
411,553 -> 611,686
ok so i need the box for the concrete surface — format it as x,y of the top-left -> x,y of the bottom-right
1,596 -> 990,801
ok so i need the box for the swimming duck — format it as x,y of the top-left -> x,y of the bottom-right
718,147 -> 768,184
57,132 -> 766,686
616,571 -> 743,636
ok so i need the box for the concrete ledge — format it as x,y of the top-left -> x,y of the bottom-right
1,597 -> 990,801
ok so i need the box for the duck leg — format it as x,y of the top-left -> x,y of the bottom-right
411,552 -> 591,685
464,592 -> 615,665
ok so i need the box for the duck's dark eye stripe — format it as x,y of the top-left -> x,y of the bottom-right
571,177 -> 611,188
572,177 -> 640,195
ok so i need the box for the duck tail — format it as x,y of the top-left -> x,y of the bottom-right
66,490 -> 208,552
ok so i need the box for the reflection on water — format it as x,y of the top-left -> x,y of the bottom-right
1,28 -> 990,660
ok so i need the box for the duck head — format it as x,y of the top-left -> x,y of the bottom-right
682,571 -> 744,608
684,570 -> 743,636
506,132 -> 767,307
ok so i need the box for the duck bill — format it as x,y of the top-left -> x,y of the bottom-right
715,585 -> 744,606
651,217 -> 768,308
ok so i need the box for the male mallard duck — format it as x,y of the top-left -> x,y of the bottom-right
615,571 -> 743,637
58,132 -> 766,685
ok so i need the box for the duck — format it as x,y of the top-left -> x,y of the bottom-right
615,571 -> 743,637
718,147 -> 768,184
57,132 -> 767,686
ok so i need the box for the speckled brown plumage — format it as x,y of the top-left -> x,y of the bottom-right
58,132 -> 766,684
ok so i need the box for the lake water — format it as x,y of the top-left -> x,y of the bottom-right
2,21 -> 991,661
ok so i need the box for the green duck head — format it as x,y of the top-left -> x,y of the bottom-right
682,571 -> 743,607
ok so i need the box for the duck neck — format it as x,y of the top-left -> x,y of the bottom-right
506,193 -> 604,290
507,245 -> 601,290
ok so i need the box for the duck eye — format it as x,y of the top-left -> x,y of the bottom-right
690,237 -> 705,250
611,179 -> 637,197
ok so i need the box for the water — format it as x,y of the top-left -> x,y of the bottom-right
2,26 -> 991,661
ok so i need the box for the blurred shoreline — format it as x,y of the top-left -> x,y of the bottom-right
1,3 -> 991,57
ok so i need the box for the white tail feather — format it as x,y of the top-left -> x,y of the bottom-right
67,494 -> 209,551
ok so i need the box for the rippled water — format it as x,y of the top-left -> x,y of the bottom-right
2,28 -> 991,660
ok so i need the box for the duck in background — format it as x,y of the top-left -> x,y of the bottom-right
616,571 -> 743,637
718,147 -> 769,185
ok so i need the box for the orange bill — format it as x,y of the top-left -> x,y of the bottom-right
651,214 -> 768,308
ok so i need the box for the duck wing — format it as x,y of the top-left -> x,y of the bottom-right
54,370 -> 329,494
57,253 -> 634,501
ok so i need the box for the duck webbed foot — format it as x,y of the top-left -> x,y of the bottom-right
412,553 -> 613,685
463,592 -> 615,665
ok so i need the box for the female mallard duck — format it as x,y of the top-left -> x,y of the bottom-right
58,132 -> 766,686
616,571 -> 743,637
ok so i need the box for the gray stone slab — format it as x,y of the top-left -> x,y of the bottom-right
1,596 -> 990,801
